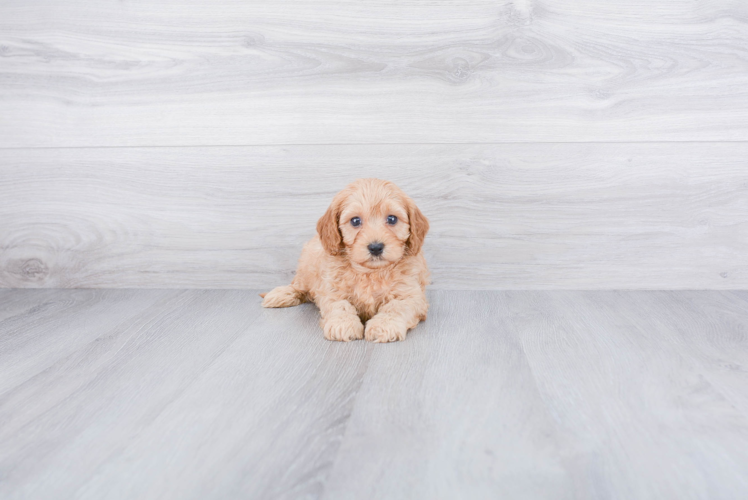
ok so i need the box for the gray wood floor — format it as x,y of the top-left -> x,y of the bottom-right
1,289 -> 747,499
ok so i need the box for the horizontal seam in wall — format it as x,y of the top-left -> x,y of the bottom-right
2,140 -> 748,151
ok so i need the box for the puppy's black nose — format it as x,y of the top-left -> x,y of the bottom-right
368,242 -> 385,256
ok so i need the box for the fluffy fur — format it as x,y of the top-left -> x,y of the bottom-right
261,178 -> 430,343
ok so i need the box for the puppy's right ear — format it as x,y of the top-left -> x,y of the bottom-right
317,195 -> 344,255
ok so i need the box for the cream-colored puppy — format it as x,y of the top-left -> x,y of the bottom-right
261,178 -> 430,342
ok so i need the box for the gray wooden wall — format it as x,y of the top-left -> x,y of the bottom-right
1,0 -> 747,289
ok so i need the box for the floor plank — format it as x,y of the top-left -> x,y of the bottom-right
620,291 -> 748,418
322,291 -> 748,499
510,291 -> 748,500
0,289 -> 61,323
71,300 -> 370,500
0,289 -> 173,395
1,1 -> 747,146
2,143 -> 746,290
0,290 -> 369,499
1,289 -> 747,499
322,291 -> 579,500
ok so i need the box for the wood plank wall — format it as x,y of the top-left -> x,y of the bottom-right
1,0 -> 747,289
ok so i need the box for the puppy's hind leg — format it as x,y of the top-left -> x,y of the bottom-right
260,285 -> 306,308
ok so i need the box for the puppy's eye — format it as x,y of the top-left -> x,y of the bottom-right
387,215 -> 398,225
350,217 -> 362,227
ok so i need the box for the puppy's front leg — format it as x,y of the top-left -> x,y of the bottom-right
365,294 -> 427,343
317,298 -> 364,342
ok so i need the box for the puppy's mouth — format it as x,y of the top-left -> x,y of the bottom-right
362,255 -> 390,268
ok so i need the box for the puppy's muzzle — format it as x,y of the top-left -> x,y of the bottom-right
367,242 -> 385,257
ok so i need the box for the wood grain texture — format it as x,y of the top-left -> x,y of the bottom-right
1,289 -> 748,499
0,289 -> 371,499
1,143 -> 746,289
323,290 -> 748,500
506,291 -> 748,500
1,0 -> 748,147
323,290 -> 578,499
619,291 -> 748,417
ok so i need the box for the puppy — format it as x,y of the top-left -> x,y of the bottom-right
261,178 -> 430,342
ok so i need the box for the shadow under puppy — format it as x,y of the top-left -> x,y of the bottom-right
261,178 -> 430,342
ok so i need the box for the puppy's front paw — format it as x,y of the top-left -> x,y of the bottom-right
365,314 -> 407,343
323,314 -> 364,342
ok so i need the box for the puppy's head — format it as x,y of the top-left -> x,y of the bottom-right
317,179 -> 429,269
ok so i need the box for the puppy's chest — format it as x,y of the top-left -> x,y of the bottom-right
344,274 -> 394,319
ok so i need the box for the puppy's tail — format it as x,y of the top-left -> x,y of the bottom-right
260,285 -> 306,308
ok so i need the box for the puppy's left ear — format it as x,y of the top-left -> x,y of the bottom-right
406,197 -> 429,255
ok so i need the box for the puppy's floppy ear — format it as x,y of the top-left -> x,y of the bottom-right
317,195 -> 344,255
405,197 -> 429,255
